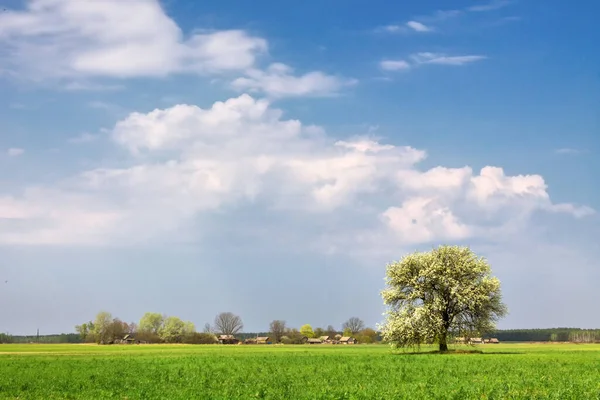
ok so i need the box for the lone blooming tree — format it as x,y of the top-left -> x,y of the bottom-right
379,245 -> 507,352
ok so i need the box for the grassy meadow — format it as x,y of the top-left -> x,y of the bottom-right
0,343 -> 599,399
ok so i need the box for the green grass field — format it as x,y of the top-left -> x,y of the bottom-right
0,343 -> 598,399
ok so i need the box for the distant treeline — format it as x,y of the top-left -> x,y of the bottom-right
486,328 -> 600,343
0,333 -> 81,344
2,328 -> 599,345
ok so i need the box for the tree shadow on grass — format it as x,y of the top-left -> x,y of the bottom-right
391,349 -> 524,355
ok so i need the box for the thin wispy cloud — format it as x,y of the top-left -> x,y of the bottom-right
380,60 -> 411,71
467,0 -> 513,12
411,53 -> 487,66
68,133 -> 100,144
377,1 -> 515,35
382,53 -> 487,72
406,21 -> 433,32
7,148 -> 24,157
381,25 -> 402,33
376,20 -> 435,34
555,148 -> 585,155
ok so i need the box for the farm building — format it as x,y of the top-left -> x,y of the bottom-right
244,338 -> 257,345
218,335 -> 239,345
257,336 -> 270,344
453,337 -> 466,344
339,337 -> 356,344
319,336 -> 330,342
307,338 -> 322,344
470,338 -> 483,344
489,338 -> 500,344
121,334 -> 139,344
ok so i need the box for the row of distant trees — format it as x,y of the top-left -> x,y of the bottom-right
4,327 -> 599,345
74,311 -> 380,345
0,333 -> 81,344
76,311 -> 213,344
489,328 -> 600,343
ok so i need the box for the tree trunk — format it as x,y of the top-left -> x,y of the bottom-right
439,335 -> 448,352
439,324 -> 449,351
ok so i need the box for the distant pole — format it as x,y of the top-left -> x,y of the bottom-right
37,329 -> 39,344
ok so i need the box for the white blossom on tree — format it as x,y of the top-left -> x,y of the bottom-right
379,245 -> 507,351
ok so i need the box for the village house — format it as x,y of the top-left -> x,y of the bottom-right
319,336 -> 330,343
307,338 -> 322,344
120,334 -> 143,344
470,337 -> 483,344
256,336 -> 270,344
489,338 -> 500,344
339,336 -> 356,344
218,335 -> 239,345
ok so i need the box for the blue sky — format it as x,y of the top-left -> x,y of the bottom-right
0,0 -> 598,335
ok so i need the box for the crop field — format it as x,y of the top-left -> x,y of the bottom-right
0,343 -> 599,399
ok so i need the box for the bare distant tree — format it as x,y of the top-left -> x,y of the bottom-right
269,320 -> 286,343
342,317 -> 365,335
214,312 -> 243,336
326,325 -> 338,338
127,322 -> 137,334
203,323 -> 213,333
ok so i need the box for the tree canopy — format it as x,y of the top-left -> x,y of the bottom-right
342,317 -> 365,335
300,324 -> 314,338
139,313 -> 164,335
379,245 -> 507,351
214,312 -> 243,336
269,320 -> 286,343
158,316 -> 195,343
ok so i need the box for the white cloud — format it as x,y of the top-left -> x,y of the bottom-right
411,52 -> 487,66
379,1 -> 512,35
0,95 -> 592,246
0,0 -> 266,80
231,63 -> 357,98
397,166 -> 472,193
380,60 -> 411,71
467,0 -> 512,12
0,1 -> 354,99
382,25 -> 402,33
7,148 -> 24,157
382,197 -> 471,244
381,53 -> 486,72
406,21 -> 433,32
555,148 -> 584,155
376,21 -> 433,34
547,203 -> 595,219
